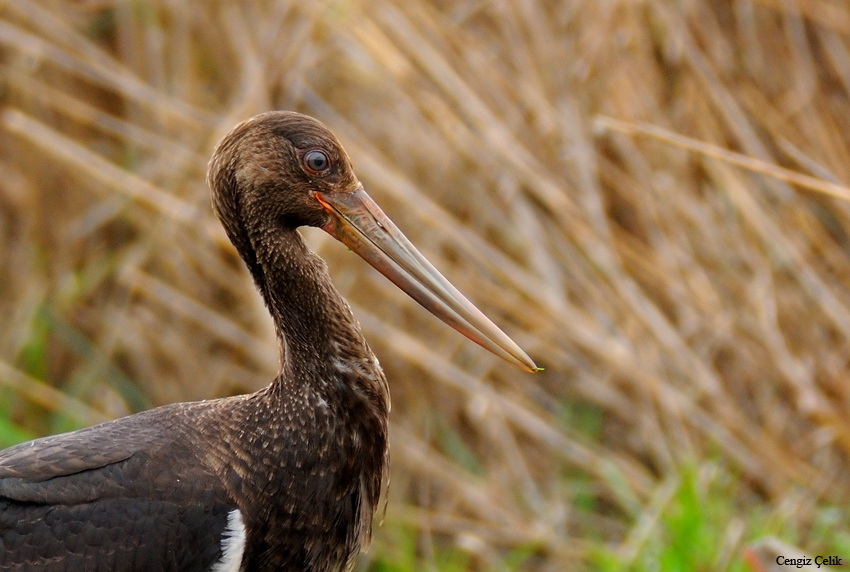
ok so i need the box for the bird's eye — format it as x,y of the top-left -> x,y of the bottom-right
303,150 -> 330,174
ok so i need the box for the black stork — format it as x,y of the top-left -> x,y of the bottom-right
0,111 -> 536,571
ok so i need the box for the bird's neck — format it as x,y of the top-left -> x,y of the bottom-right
249,227 -> 377,390
228,227 -> 388,568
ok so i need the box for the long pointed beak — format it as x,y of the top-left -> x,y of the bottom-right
316,187 -> 538,372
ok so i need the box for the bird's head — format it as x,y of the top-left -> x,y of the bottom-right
208,111 -> 537,372
208,111 -> 359,234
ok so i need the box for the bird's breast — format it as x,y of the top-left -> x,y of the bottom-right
205,383 -> 388,571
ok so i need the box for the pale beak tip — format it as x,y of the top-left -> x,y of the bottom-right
512,351 -> 541,373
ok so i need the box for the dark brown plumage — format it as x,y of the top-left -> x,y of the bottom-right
0,111 -> 535,571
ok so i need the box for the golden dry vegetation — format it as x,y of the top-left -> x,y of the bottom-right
1,1 -> 850,571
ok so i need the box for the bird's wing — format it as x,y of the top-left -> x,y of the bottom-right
0,419 -> 135,482
0,404 -> 241,572
0,404 -> 189,502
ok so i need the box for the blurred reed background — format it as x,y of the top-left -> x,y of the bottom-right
1,1 -> 850,570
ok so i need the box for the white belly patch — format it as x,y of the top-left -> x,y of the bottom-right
209,509 -> 246,572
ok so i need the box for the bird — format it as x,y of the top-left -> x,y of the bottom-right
0,111 -> 536,572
